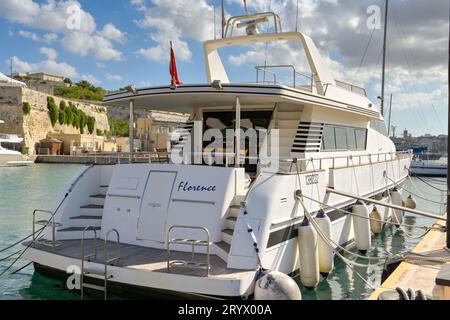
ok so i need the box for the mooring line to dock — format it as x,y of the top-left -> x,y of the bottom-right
327,188 -> 447,221
0,250 -> 21,262
300,194 -> 446,233
408,171 -> 449,193
0,227 -> 45,254
0,225 -> 47,278
385,176 -> 447,205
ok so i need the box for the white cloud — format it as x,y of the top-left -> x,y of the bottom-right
18,30 -> 58,43
81,73 -> 102,85
42,33 -> 58,44
9,56 -> 78,78
39,47 -> 58,61
0,0 -> 96,33
106,74 -> 123,81
0,0 -> 124,62
99,23 -> 126,43
134,0 -> 214,63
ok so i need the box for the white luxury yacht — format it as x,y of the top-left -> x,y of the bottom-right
23,12 -> 412,299
0,120 -> 32,167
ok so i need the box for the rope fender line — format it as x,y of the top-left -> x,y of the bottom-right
326,188 -> 447,222
296,196 -> 378,289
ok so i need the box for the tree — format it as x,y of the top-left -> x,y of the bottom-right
87,116 -> 96,135
63,78 -> 72,85
47,97 -> 58,127
58,108 -> 66,125
22,102 -> 31,115
109,117 -> 129,137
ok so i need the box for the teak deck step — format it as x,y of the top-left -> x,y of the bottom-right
80,205 -> 104,209
222,229 -> 234,236
216,241 -> 231,254
90,194 -> 106,198
70,215 -> 102,220
59,227 -> 101,232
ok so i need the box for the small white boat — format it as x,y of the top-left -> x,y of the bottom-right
410,158 -> 447,177
0,132 -> 33,167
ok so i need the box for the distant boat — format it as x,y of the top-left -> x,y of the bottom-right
0,131 -> 33,167
410,156 -> 447,177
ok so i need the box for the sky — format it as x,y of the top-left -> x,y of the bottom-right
0,0 -> 448,136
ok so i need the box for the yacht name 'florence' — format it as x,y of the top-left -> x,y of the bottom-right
177,181 -> 217,192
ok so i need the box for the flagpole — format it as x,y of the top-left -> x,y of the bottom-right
222,0 -> 225,39
244,0 -> 248,15
214,6 -> 217,40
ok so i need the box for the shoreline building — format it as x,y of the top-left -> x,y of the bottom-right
136,111 -> 189,152
0,81 -> 110,155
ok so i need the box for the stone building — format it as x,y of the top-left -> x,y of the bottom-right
0,84 -> 110,156
136,111 -> 189,152
12,72 -> 67,95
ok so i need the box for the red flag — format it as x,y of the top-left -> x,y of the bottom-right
221,0 -> 226,38
169,41 -> 182,86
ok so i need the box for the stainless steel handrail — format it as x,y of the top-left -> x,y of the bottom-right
166,225 -> 211,277
255,67 -> 277,85
32,209 -> 62,250
80,226 -> 98,300
103,229 -> 120,300
254,64 -> 313,89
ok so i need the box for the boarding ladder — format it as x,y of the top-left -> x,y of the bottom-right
80,226 -> 120,300
32,209 -> 62,250
167,226 -> 211,277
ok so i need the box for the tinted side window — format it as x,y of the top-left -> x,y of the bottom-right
322,126 -> 336,150
355,129 -> 367,150
335,127 -> 347,150
346,128 -> 357,150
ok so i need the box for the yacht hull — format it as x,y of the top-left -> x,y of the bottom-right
0,153 -> 27,167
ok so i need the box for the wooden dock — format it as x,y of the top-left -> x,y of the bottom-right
369,218 -> 450,300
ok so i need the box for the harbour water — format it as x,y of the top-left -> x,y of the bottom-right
0,164 -> 446,300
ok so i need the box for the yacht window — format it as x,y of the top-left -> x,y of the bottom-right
370,120 -> 388,137
335,127 -> 347,150
346,128 -> 357,150
322,126 -> 336,150
355,129 -> 367,150
320,125 -> 367,151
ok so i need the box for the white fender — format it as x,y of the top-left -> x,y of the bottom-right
298,217 -> 319,289
352,201 -> 371,254
254,270 -> 302,300
314,210 -> 334,279
369,206 -> 383,234
390,188 -> 404,226
404,195 -> 417,210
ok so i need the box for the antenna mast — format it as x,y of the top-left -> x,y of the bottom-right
381,0 -> 389,117
10,58 -> 13,83
388,93 -> 393,136
446,0 -> 449,250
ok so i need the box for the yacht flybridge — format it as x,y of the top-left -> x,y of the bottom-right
23,12 -> 412,299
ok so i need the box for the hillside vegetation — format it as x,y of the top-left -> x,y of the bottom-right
54,80 -> 106,101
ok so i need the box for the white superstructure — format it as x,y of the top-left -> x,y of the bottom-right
0,130 -> 31,167
23,12 -> 412,299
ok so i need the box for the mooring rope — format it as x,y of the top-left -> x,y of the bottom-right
0,227 -> 45,254
300,194 -> 445,232
409,172 -> 448,192
386,176 -> 446,205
